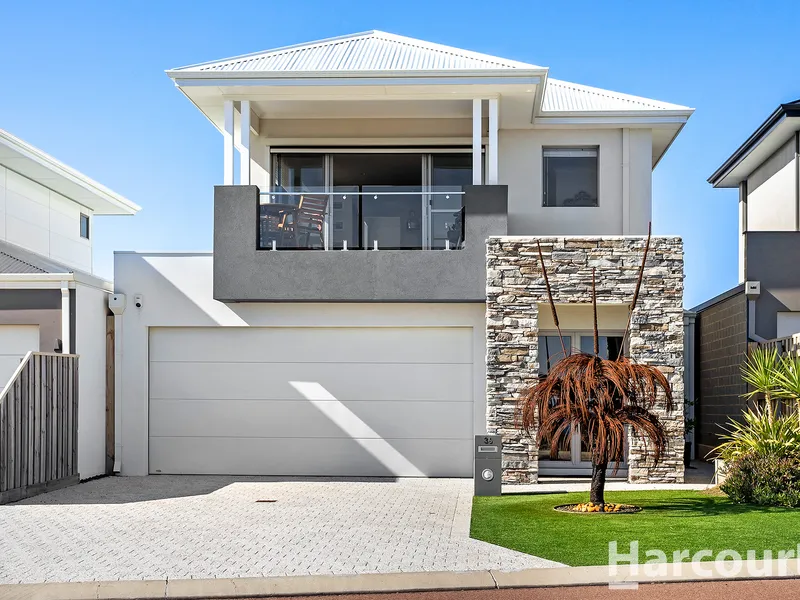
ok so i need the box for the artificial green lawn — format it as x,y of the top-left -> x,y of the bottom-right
470,490 -> 800,566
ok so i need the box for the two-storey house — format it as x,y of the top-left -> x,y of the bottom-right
690,100 -> 800,458
114,32 -> 692,483
0,128 -> 140,481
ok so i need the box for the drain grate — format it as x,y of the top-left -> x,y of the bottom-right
255,499 -> 277,503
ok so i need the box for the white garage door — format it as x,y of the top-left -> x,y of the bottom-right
148,327 -> 474,477
0,325 -> 39,388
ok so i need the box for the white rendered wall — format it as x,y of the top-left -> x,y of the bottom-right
113,252 -> 487,476
747,157 -> 798,231
498,128 -> 652,236
0,165 -> 93,272
628,129 -> 654,233
75,283 -> 110,478
777,312 -> 800,338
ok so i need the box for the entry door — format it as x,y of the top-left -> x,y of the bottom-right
537,332 -> 627,477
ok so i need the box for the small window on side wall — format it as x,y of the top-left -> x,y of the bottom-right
543,147 -> 598,207
80,214 -> 90,240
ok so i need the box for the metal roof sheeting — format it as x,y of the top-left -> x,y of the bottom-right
173,31 -> 540,73
0,251 -> 47,274
0,240 -> 72,274
543,79 -> 690,112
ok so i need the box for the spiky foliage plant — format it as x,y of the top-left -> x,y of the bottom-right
520,226 -> 676,506
741,347 -> 781,423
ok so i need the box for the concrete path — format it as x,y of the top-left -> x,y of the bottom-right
0,476 -> 559,584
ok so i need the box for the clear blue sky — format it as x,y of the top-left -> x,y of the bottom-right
1,0 -> 798,308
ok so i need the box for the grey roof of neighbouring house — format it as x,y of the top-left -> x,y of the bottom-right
0,240 -> 74,274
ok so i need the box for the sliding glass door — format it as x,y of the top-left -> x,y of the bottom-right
269,150 -> 473,250
427,154 -> 471,249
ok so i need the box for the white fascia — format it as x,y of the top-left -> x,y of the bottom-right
0,129 -> 142,216
167,68 -> 547,89
0,272 -> 113,292
534,111 -> 694,128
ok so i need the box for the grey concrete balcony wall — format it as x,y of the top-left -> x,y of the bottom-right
213,185 -> 508,302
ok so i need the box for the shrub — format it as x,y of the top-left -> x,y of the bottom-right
721,453 -> 800,507
713,407 -> 800,463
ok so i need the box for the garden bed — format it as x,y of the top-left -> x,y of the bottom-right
554,502 -> 641,514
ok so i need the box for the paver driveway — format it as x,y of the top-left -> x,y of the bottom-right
0,476 -> 561,583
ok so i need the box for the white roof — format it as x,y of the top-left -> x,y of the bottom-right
542,79 -> 691,113
171,30 -> 541,74
0,129 -> 140,215
169,31 -> 691,116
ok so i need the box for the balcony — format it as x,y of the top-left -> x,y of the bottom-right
213,184 -> 507,302
258,187 -> 465,251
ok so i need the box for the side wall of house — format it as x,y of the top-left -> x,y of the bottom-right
75,283 -> 110,479
486,236 -> 685,484
0,165 -> 93,272
746,137 -> 798,232
693,289 -> 747,459
746,232 -> 800,339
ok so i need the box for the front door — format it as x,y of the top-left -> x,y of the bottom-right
537,332 -> 628,477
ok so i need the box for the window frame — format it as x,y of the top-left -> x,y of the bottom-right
542,146 -> 600,208
537,329 -> 626,376
79,213 -> 90,240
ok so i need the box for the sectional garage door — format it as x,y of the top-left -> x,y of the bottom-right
148,327 -> 474,477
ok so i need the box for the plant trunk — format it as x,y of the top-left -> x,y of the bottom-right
590,460 -> 608,505
765,391 -> 775,424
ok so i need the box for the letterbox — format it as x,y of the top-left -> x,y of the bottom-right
474,434 -> 502,496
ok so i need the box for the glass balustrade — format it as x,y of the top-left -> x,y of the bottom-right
258,186 -> 464,250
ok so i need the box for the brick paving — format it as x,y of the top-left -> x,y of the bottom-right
0,476 -> 560,583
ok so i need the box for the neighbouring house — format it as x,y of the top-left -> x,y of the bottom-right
0,129 -> 140,483
114,31 -> 692,483
688,99 -> 800,458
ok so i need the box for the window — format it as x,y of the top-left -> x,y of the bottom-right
538,331 -> 624,375
543,147 -> 598,207
80,214 -> 90,239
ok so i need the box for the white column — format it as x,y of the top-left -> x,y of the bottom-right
472,99 -> 482,185
60,282 -> 70,354
739,181 -> 747,283
223,99 -> 235,185
621,128 -> 630,235
239,101 -> 251,185
487,98 -> 499,185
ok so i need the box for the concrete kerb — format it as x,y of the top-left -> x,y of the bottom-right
3,561 -> 800,600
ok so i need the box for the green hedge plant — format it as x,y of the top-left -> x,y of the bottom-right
721,453 -> 800,507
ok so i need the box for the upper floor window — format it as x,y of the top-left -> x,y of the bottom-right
543,147 -> 598,207
80,214 -> 90,240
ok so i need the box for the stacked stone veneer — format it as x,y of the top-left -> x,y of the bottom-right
486,236 -> 685,484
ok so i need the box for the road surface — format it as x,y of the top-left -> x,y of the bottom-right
283,578 -> 800,600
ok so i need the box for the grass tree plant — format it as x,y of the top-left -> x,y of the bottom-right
520,227 -> 676,507
741,347 -> 781,422
775,354 -> 800,416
